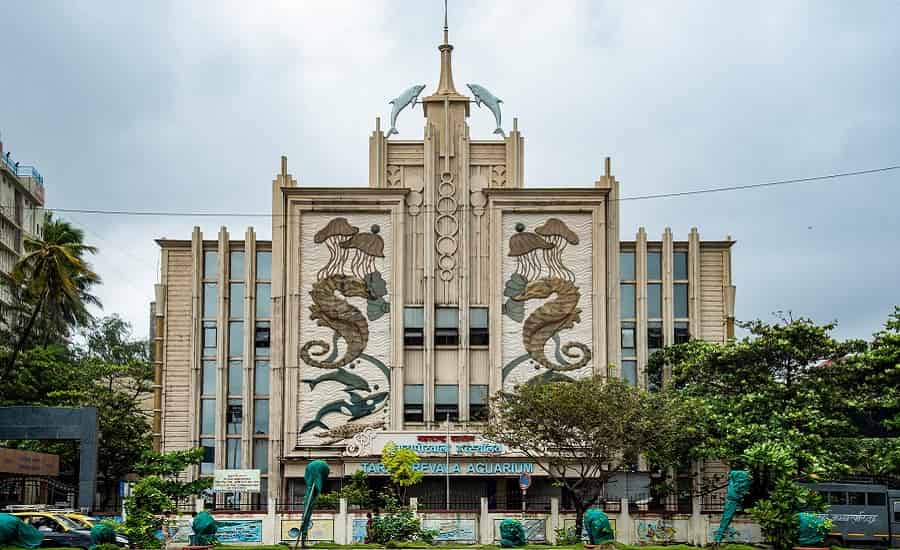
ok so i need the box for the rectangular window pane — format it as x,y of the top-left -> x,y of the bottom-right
847,492 -> 865,506
253,399 -> 269,435
226,438 -> 241,469
228,360 -> 243,396
867,492 -> 885,506
621,323 -> 635,356
203,322 -> 217,357
404,307 -> 425,327
620,251 -> 635,280
230,251 -> 245,280
674,251 -> 688,280
675,322 -> 690,345
201,438 -> 215,475
201,399 -> 216,435
647,251 -> 662,280
255,360 -> 270,396
469,385 -> 489,421
404,384 -> 424,423
256,283 -> 271,318
255,321 -> 271,357
435,308 -> 459,328
828,492 -> 846,505
648,321 -> 663,354
256,251 -> 272,280
253,440 -> 268,474
203,283 -> 218,318
647,283 -> 662,318
229,321 -> 243,356
435,383 -> 459,421
230,283 -> 244,318
622,360 -> 637,386
202,359 -> 216,396
674,283 -> 689,318
204,250 -> 218,279
227,399 -> 242,435
470,308 -> 488,328
620,284 -> 636,318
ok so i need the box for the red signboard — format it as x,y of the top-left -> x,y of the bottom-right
416,435 -> 476,443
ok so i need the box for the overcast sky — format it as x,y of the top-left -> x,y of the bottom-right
1,1 -> 898,342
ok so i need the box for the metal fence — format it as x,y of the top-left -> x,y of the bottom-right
488,493 -> 552,512
274,500 -> 339,514
415,492 -> 481,511
560,499 -> 622,514
628,493 -> 693,515
701,493 -> 727,513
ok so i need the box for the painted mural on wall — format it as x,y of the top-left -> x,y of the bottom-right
635,518 -> 684,544
501,215 -> 593,388
422,519 -> 477,542
281,518 -> 335,542
299,215 -> 392,442
216,519 -> 263,543
493,518 -> 547,542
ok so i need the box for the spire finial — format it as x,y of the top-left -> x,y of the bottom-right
443,0 -> 449,45
433,0 -> 460,95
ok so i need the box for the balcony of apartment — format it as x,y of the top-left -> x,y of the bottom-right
2,152 -> 45,206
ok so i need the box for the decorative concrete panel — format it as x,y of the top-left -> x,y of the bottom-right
500,214 -> 594,389
297,213 -> 393,444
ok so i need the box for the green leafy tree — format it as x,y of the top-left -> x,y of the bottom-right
381,443 -> 424,503
122,449 -> 212,549
484,375 -> 703,537
1,213 -> 100,374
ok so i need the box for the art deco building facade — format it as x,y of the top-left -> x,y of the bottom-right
154,31 -> 735,510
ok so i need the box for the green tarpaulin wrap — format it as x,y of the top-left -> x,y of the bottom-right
584,509 -> 615,544
0,513 -> 44,549
796,512 -> 828,547
499,518 -> 526,548
190,511 -> 218,546
90,523 -> 116,548
714,469 -> 752,544
300,460 -> 330,547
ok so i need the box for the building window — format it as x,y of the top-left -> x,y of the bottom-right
469,385 -> 489,421
203,283 -> 218,318
229,283 -> 244,318
229,321 -> 243,356
435,307 -> 459,346
435,384 -> 459,422
226,439 -> 241,469
621,321 -> 636,357
647,283 -> 662,318
620,251 -> 635,280
255,360 -> 270,396
256,251 -> 272,280
622,360 -> 638,386
470,308 -> 489,346
201,399 -> 216,435
674,283 -> 688,318
620,284 -> 636,318
647,250 -> 662,280
256,283 -> 271,318
230,250 -> 245,280
202,359 -> 216,396
253,440 -> 268,474
675,321 -> 690,344
255,322 -> 270,357
674,251 -> 688,280
228,360 -> 242,396
253,400 -> 269,435
227,400 -> 242,435
200,438 -> 215,475
648,321 -> 663,357
202,322 -> 217,357
204,250 -> 218,279
404,384 -> 424,423
404,307 -> 424,347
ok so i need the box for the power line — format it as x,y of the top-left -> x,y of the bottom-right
9,164 -> 900,218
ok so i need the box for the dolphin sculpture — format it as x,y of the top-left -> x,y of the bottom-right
300,390 -> 389,433
466,83 -> 505,137
387,84 -> 426,137
302,367 -> 371,392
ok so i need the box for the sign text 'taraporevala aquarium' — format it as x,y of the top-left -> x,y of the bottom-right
360,462 -> 535,475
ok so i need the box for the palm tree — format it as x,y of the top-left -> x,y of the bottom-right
2,213 -> 101,375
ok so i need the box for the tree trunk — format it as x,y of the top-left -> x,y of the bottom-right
3,288 -> 47,378
573,498 -> 585,543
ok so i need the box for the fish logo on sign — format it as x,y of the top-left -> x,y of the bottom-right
519,472 -> 532,491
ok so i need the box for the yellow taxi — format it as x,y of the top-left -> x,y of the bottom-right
12,511 -> 94,549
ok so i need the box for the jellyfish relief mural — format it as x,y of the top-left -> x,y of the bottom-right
502,217 -> 592,386
299,217 -> 391,437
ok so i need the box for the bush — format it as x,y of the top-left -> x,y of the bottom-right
369,508 -> 436,544
554,526 -> 582,545
93,544 -> 121,550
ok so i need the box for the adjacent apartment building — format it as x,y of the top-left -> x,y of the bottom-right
0,135 -> 45,312
153,28 -> 736,520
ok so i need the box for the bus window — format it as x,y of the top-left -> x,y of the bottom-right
828,492 -> 846,505
868,493 -> 886,506
848,492 -> 865,505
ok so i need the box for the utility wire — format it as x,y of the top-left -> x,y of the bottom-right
8,165 -> 899,219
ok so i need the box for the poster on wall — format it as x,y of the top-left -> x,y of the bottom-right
494,518 -> 546,542
635,518 -> 688,544
217,519 -> 263,543
422,519 -> 477,542
281,519 -> 335,542
351,518 -> 368,543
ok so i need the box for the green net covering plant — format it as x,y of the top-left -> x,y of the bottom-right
0,513 -> 43,549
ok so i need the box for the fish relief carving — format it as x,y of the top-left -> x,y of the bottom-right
502,219 -> 591,380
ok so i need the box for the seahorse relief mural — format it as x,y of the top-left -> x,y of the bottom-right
298,215 -> 392,444
501,215 -> 593,389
